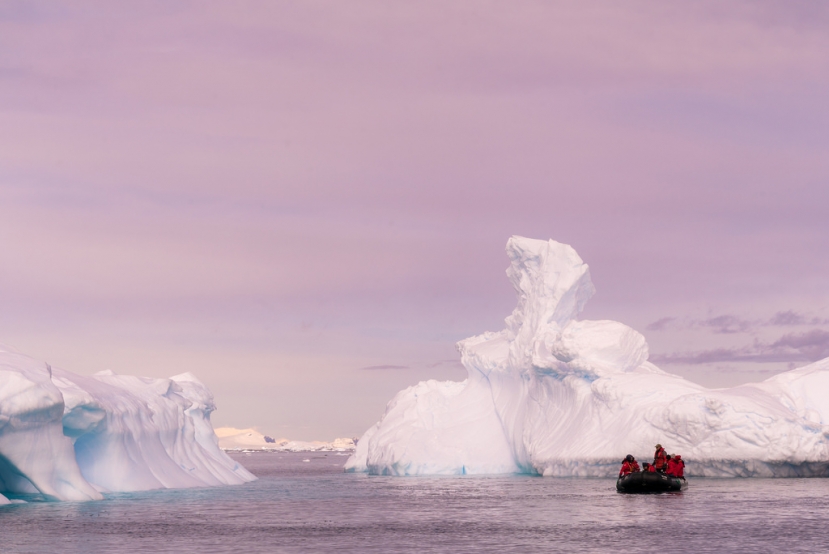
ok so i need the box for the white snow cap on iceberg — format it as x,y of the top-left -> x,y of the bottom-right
0,344 -> 255,501
345,236 -> 829,477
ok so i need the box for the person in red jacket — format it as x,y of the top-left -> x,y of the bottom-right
666,456 -> 677,476
653,444 -> 668,472
619,455 -> 640,477
667,454 -> 685,479
642,462 -> 656,473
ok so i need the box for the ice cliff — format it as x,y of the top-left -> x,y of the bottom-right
346,237 -> 829,477
0,346 -> 255,502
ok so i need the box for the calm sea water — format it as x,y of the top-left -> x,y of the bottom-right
2,452 -> 829,553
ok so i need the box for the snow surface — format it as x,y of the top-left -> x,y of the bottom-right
215,427 -> 356,452
346,237 -> 829,477
0,345 -> 255,501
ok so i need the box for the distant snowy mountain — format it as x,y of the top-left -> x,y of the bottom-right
215,427 -> 355,452
0,346 -> 255,502
346,237 -> 829,477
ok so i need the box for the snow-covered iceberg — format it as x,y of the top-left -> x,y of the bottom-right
0,346 -> 255,501
346,237 -> 829,477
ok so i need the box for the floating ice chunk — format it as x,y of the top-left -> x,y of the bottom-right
347,237 -> 829,477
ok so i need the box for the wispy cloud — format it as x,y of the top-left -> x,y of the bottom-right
360,360 -> 466,372
645,317 -> 676,331
701,315 -> 753,334
652,329 -> 829,365
646,313 -> 756,333
647,310 -> 829,334
768,310 -> 808,326
768,310 -> 829,326
771,329 -> 829,360
426,358 -> 465,369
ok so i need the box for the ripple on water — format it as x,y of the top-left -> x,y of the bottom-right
2,452 -> 828,553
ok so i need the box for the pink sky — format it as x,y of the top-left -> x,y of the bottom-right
1,1 -> 828,439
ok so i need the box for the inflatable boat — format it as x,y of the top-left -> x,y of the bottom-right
616,471 -> 687,493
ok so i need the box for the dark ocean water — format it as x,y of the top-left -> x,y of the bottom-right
2,451 -> 829,553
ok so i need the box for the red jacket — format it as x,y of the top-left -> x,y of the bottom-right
654,447 -> 667,470
667,457 -> 685,478
619,460 -> 640,477
645,465 -> 656,473
619,461 -> 634,477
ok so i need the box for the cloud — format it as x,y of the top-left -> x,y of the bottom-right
768,310 -> 808,326
646,314 -> 755,333
707,365 -> 777,375
653,347 -> 747,365
646,317 -> 676,331
770,329 -> 829,360
426,358 -> 465,369
767,310 -> 829,326
646,311 -> 829,334
360,360 -> 467,372
700,315 -> 753,334
652,329 -> 829,365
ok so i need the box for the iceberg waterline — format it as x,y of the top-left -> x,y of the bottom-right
0,346 -> 255,501
346,236 -> 829,477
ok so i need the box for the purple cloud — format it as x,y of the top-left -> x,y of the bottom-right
646,314 -> 755,334
646,317 -> 677,331
771,329 -> 829,360
653,329 -> 829,365
647,311 -> 829,335
768,310 -> 809,326
701,315 -> 753,334
767,311 -> 829,326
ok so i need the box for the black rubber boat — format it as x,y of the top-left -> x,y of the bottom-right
616,472 -> 687,493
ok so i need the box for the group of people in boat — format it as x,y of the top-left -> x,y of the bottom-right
619,443 -> 685,479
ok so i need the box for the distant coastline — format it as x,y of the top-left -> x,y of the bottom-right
216,427 -> 356,452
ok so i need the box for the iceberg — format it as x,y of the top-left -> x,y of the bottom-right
0,345 -> 255,501
346,237 -> 829,477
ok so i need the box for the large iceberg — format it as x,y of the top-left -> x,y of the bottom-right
0,345 -> 255,501
346,237 -> 829,477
